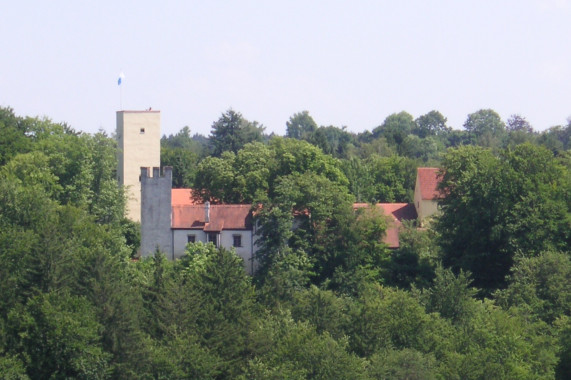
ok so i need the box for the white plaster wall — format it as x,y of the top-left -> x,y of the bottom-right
172,229 -> 256,274
172,230 -> 207,259
220,230 -> 254,274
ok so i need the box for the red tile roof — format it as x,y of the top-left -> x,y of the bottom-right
171,189 -> 195,206
172,204 -> 252,231
353,203 -> 417,248
417,167 -> 444,200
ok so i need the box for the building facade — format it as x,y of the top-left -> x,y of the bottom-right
413,167 -> 443,226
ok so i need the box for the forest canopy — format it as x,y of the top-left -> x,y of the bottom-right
0,106 -> 570,379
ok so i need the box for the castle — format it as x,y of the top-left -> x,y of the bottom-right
117,110 -> 442,274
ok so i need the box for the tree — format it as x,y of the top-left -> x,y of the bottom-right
0,152 -> 62,198
463,109 -> 506,148
256,171 -> 354,283
366,155 -> 417,203
447,300 -> 558,379
209,109 -> 265,156
495,251 -> 571,324
401,135 -> 443,162
537,120 -> 571,154
340,157 -> 375,203
367,349 -> 437,380
0,106 -> 32,166
436,144 -> 571,294
372,111 -> 415,150
506,114 -> 533,133
232,142 -> 273,203
86,132 -> 126,224
179,243 -> 256,377
347,285 -> 437,357
245,310 -> 367,380
268,137 -> 349,192
161,145 -> 198,188
422,265 -> 478,324
192,152 -> 237,203
5,292 -> 110,379
307,125 -> 354,159
341,205 -> 390,283
385,222 -> 437,290
414,110 -> 450,138
286,111 -> 318,140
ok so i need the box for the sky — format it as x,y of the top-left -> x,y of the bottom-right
1,1 -> 570,137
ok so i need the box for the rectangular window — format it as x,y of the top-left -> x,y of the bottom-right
233,234 -> 242,247
140,128 -> 145,134
187,234 -> 196,244
207,232 -> 218,247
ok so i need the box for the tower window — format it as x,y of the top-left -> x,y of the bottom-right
140,128 -> 145,134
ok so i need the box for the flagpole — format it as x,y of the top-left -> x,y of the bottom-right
118,72 -> 125,110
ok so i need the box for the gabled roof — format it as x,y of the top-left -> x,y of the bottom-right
353,203 -> 417,248
417,167 -> 444,200
172,204 -> 253,231
171,189 -> 195,206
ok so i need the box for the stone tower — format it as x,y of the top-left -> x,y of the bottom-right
140,166 -> 173,258
116,110 -> 161,222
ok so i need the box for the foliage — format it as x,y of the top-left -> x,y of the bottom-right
372,111 -> 415,152
160,145 -> 198,188
0,107 -> 32,166
384,222 -> 437,289
436,144 -> 570,294
245,310 -> 367,380
286,110 -> 318,140
257,171 -> 355,283
209,109 -> 265,156
367,348 -> 437,380
422,265 -> 478,324
495,251 -> 570,324
463,108 -> 507,148
340,155 -> 417,203
193,137 -> 349,204
414,110 -> 450,138
6,292 -> 110,379
0,106 -> 568,378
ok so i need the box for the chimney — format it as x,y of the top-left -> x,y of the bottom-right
205,201 -> 210,223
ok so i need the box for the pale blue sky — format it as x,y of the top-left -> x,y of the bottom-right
1,1 -> 569,136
